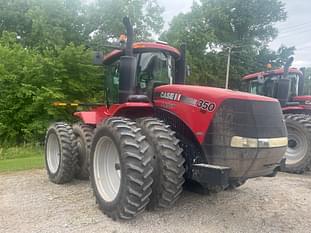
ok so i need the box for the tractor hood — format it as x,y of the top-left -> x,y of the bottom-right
153,84 -> 283,144
292,95 -> 311,103
153,84 -> 286,180
154,84 -> 278,104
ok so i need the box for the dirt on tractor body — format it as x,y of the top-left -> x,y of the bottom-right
1,169 -> 311,233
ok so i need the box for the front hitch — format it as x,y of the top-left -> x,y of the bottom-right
191,163 -> 231,192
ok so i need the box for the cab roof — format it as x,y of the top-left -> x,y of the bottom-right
103,42 -> 181,65
242,67 -> 303,81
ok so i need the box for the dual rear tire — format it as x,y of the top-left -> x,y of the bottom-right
73,123 -> 94,179
45,123 -> 77,184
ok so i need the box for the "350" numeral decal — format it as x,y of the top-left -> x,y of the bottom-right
196,100 -> 216,112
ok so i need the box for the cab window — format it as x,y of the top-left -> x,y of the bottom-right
105,61 -> 120,104
136,52 -> 175,95
105,51 -> 176,102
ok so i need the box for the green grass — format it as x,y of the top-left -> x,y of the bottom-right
0,145 -> 44,173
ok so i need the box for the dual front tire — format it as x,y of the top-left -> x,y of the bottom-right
90,118 -> 154,220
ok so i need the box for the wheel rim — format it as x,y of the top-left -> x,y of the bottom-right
46,133 -> 61,174
93,136 -> 121,202
286,126 -> 307,165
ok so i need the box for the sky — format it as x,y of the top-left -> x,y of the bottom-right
157,0 -> 311,67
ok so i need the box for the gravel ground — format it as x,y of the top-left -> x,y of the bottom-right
1,170 -> 311,233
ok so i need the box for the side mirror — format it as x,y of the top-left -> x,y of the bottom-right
277,78 -> 290,107
93,51 -> 104,65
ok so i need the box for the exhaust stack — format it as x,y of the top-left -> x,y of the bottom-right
118,17 -> 137,103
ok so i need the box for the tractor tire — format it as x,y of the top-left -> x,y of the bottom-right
45,122 -> 77,184
73,123 -> 94,180
137,117 -> 185,210
90,117 -> 154,220
282,114 -> 311,174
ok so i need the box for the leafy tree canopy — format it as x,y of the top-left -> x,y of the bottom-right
0,0 -> 164,144
0,0 -> 164,50
161,0 -> 292,88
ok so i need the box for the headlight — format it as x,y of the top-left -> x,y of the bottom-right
231,136 -> 288,148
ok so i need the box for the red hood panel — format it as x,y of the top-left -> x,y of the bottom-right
153,84 -> 279,143
155,84 -> 278,103
293,96 -> 311,102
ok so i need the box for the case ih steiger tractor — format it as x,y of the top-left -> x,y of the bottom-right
44,18 -> 287,220
241,60 -> 311,173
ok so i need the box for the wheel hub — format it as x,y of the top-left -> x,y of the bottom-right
93,136 -> 121,202
286,128 -> 307,165
46,133 -> 61,174
288,139 -> 297,148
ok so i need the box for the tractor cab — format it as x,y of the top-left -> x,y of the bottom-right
242,69 -> 300,98
103,42 -> 185,103
241,68 -> 311,112
242,67 -> 311,174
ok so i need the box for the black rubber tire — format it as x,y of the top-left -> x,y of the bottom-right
73,123 -> 94,180
137,117 -> 185,210
44,122 -> 77,184
282,114 -> 311,174
90,117 -> 154,220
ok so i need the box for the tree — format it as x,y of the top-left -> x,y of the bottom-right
0,0 -> 165,50
0,32 -> 103,144
0,0 -> 165,144
161,0 -> 289,88
0,0 -> 89,50
201,0 -> 286,46
86,0 -> 164,50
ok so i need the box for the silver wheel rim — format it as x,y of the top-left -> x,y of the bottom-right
93,136 -> 121,202
286,127 -> 307,165
46,133 -> 61,174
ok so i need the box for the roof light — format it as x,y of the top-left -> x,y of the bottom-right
133,44 -> 146,49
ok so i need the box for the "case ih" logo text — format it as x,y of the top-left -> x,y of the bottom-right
160,92 -> 181,101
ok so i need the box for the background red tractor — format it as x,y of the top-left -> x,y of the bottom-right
241,59 -> 311,173
44,17 -> 287,220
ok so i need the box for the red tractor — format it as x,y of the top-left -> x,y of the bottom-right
44,18 -> 287,220
241,59 -> 311,173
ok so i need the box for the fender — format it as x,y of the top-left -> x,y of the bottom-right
74,106 -> 110,125
74,103 -> 153,125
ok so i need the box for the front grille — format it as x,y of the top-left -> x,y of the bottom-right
205,99 -> 286,141
203,99 -> 287,164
